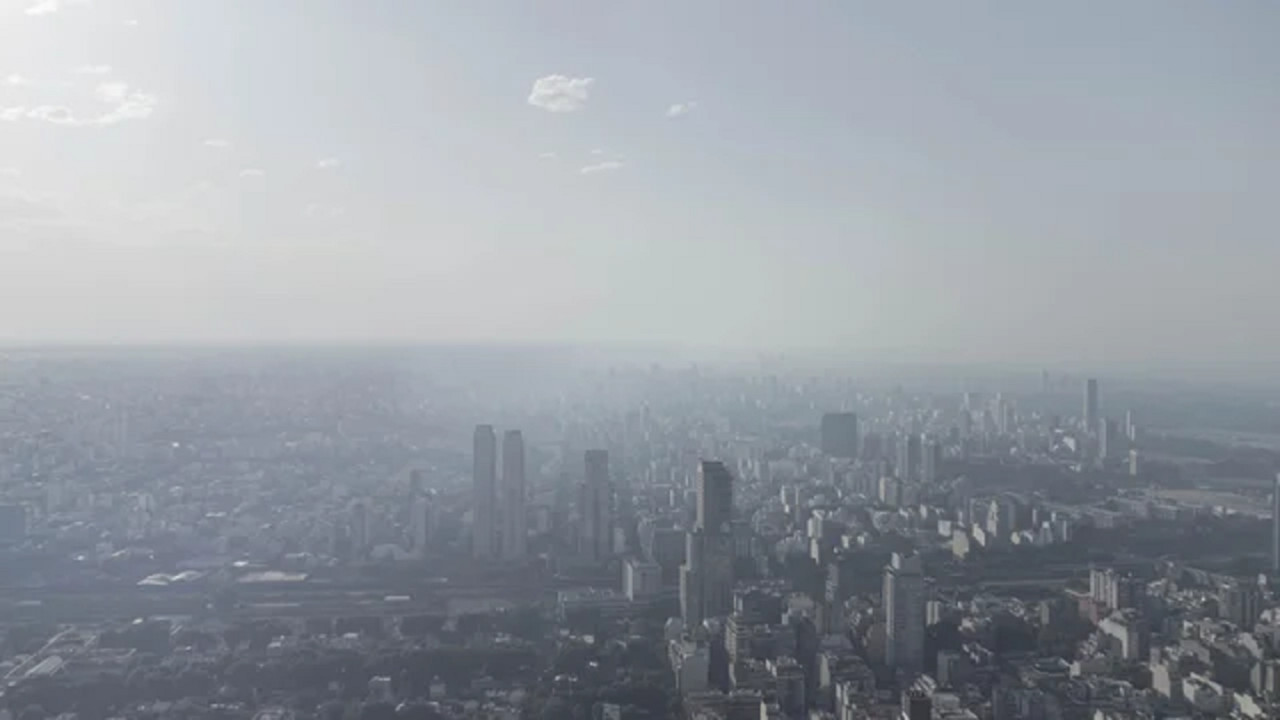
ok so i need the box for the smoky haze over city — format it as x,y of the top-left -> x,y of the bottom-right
2,2 -> 1280,720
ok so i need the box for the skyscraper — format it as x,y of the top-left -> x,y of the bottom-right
896,433 -> 921,482
697,460 -> 733,534
410,495 -> 432,557
920,436 -> 942,483
581,450 -> 613,561
1272,473 -> 1280,576
1083,378 -> 1099,432
472,425 -> 498,560
884,552 -> 925,672
1219,582 -> 1262,629
349,501 -> 370,558
501,430 -> 526,560
680,460 -> 736,625
820,412 -> 859,459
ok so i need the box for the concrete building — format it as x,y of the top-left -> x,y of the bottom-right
624,558 -> 663,601
500,430 -> 526,560
680,460 -> 736,625
410,496 -> 432,557
883,552 -> 926,673
638,519 -> 686,584
879,476 -> 902,508
836,680 -> 870,720
986,497 -> 1015,543
1099,610 -> 1145,661
921,437 -> 942,483
901,687 -> 931,720
368,676 -> 393,703
580,450 -> 613,561
669,639 -> 710,693
1273,473 -> 1280,576
820,412 -> 859,459
349,501 -> 369,557
1097,417 -> 1113,463
1089,567 -> 1143,611
767,657 -> 806,718
472,425 -> 498,560
1219,582 -> 1262,629
817,652 -> 874,712
557,589 -> 632,621
896,434 -> 921,483
1084,378 -> 1099,432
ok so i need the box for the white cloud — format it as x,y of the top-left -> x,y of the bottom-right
4,74 -> 31,87
26,106 -> 76,124
24,0 -> 60,16
0,167 -> 20,178
95,86 -> 157,125
203,138 -> 232,149
0,80 -> 156,126
75,65 -> 112,76
590,148 -> 605,156
528,75 -> 594,113
580,160 -> 623,175
315,157 -> 342,170
238,168 -> 265,178
666,101 -> 697,118
123,19 -> 138,27
538,152 -> 558,161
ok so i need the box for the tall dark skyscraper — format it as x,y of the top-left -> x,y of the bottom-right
820,412 -> 859,458
349,501 -> 369,557
501,430 -> 526,561
580,450 -> 613,561
681,460 -> 735,625
1272,473 -> 1280,576
472,425 -> 498,560
697,460 -> 733,534
896,433 -> 922,482
1084,378 -> 1100,432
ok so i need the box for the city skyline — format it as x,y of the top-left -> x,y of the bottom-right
0,346 -> 1278,717
4,0 -> 1280,714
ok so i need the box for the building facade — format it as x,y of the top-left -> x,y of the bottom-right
883,552 -> 926,672
472,425 -> 498,560
501,430 -> 526,560
681,460 -> 736,625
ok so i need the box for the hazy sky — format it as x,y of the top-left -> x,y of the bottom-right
0,1 -> 1276,363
